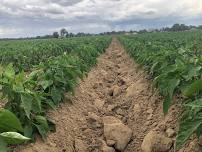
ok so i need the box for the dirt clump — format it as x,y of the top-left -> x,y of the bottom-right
103,116 -> 132,151
141,130 -> 173,152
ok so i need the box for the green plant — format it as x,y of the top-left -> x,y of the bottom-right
0,109 -> 30,152
119,30 -> 202,149
0,36 -> 111,149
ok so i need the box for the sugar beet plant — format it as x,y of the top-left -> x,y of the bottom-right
0,36 -> 111,150
119,31 -> 202,150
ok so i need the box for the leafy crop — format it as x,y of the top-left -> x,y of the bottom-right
0,37 -> 106,71
119,30 -> 202,150
0,36 -> 111,150
0,109 -> 30,151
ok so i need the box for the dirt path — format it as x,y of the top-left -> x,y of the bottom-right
13,38 -> 201,152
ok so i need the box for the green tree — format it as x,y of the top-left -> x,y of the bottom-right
171,24 -> 189,31
60,28 -> 67,37
53,32 -> 59,38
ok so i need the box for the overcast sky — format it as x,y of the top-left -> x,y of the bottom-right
0,0 -> 202,38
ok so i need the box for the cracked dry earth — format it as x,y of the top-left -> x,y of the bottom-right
13,39 -> 202,152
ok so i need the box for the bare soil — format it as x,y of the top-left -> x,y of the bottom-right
12,38 -> 201,152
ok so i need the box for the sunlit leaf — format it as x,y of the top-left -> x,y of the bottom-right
0,132 -> 30,145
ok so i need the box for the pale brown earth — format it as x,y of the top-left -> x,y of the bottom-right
12,39 -> 201,152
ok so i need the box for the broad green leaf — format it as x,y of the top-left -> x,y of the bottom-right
51,87 -> 62,105
39,80 -> 53,90
176,118 -> 202,149
15,72 -> 25,84
34,116 -> 50,140
0,109 -> 23,132
35,116 -> 49,131
13,72 -> 25,92
163,78 -> 180,114
46,100 -> 56,109
21,93 -> 33,119
4,64 -> 15,79
24,124 -> 33,139
185,99 -> 202,108
183,79 -> 202,97
28,70 -> 40,79
183,66 -> 201,81
0,137 -> 7,152
25,70 -> 40,83
13,84 -> 24,93
31,93 -> 42,113
0,132 -> 30,145
34,125 -> 48,140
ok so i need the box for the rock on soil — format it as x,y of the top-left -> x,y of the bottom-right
102,140 -> 116,152
106,139 -> 116,147
103,145 -> 116,152
166,128 -> 176,138
126,80 -> 145,98
126,83 -> 136,98
141,130 -> 173,152
103,116 -> 132,151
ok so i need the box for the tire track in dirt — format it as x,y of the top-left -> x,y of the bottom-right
13,38 -> 201,152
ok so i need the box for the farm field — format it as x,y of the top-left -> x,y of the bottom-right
119,30 -> 202,149
0,31 -> 202,152
0,37 -> 110,71
0,36 -> 111,151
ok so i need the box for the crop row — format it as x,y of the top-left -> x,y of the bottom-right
119,30 -> 202,150
0,37 -> 105,71
0,36 -> 111,151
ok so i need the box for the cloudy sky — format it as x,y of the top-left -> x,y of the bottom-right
0,0 -> 202,38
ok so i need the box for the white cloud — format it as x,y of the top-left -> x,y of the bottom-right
0,0 -> 202,37
0,26 -> 23,36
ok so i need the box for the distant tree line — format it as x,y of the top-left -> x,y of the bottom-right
98,24 -> 202,35
1,23 -> 202,40
36,28 -> 95,39
37,28 -> 73,39
136,24 -> 202,34
154,24 -> 202,32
